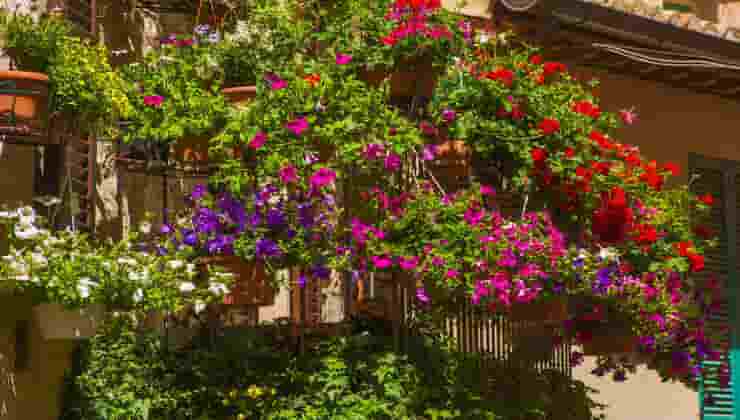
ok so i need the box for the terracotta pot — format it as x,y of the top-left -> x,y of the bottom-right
173,136 -> 210,165
33,303 -> 105,340
221,85 -> 257,107
510,298 -> 568,323
582,333 -> 638,355
428,139 -> 471,188
199,256 -> 276,306
359,56 -> 438,98
0,71 -> 49,124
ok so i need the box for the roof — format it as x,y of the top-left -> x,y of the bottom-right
576,0 -> 740,44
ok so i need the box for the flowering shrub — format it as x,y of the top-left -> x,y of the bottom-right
0,206 -> 227,312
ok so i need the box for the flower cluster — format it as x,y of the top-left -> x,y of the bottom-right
0,206 -> 225,312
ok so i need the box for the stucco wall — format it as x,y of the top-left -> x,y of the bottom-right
564,65 -> 740,420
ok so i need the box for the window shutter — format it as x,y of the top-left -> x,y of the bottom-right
691,155 -> 738,420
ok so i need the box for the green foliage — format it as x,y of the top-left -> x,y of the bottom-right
120,32 -> 228,145
0,12 -> 70,73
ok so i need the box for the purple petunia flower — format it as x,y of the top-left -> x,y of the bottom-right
312,265 -> 331,280
190,184 -> 207,201
255,238 -> 282,259
422,144 -> 437,161
416,287 -> 431,304
267,209 -> 286,227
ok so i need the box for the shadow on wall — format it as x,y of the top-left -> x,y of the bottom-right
572,355 -> 698,420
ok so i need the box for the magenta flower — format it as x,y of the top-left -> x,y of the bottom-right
441,108 -> 456,123
286,117 -> 309,136
335,53 -> 353,65
416,287 -> 431,304
371,255 -> 393,269
464,207 -> 484,226
310,167 -> 336,188
384,153 -> 402,172
248,131 -> 267,150
422,144 -> 437,161
480,185 -> 496,196
432,256 -> 444,266
143,95 -> 164,107
265,73 -> 287,90
279,166 -> 299,184
446,269 -> 459,279
363,143 -> 385,160
399,256 -> 419,271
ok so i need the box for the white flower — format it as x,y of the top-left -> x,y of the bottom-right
138,221 -> 152,234
132,288 -> 143,303
208,282 -> 229,296
194,300 -> 206,314
101,261 -> 112,269
185,263 -> 196,276
0,211 -> 15,219
16,206 -> 35,226
42,236 -> 63,248
117,257 -> 137,266
598,247 -> 617,261
167,259 -> 185,270
30,253 -> 47,267
77,277 -> 98,299
179,282 -> 196,293
14,274 -> 29,282
14,225 -> 39,240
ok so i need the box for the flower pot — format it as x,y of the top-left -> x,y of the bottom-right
0,70 -> 49,127
221,85 -> 257,108
510,298 -> 568,323
33,303 -> 105,340
582,333 -> 638,355
428,139 -> 471,190
173,136 -> 210,167
360,56 -> 438,98
199,256 -> 275,306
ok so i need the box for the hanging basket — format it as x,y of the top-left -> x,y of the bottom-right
199,256 -> 276,306
33,303 -> 105,340
221,85 -> 257,108
510,297 -> 568,323
172,136 -> 210,168
0,71 -> 49,129
582,332 -> 638,355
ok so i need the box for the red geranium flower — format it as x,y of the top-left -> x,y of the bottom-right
543,62 -> 567,76
572,100 -> 601,119
591,186 -> 633,244
662,162 -> 681,177
529,54 -> 543,65
538,118 -> 560,136
698,193 -> 714,206
483,68 -> 514,87
531,147 -> 548,168
564,147 -> 575,158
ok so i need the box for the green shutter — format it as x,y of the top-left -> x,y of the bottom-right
691,154 -> 738,420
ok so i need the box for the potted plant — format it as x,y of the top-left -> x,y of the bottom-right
119,29 -> 228,170
217,2 -> 311,107
312,0 -> 472,98
0,12 -> 131,140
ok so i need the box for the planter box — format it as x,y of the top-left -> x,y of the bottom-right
33,303 -> 105,340
0,70 -> 49,125
222,85 -> 256,108
360,56 -> 439,98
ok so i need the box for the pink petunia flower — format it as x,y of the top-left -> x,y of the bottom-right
248,131 -> 267,150
143,95 -> 164,107
335,53 -> 353,65
265,73 -> 287,90
279,166 -> 298,184
285,117 -> 309,136
619,107 -> 638,125
310,167 -> 336,188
